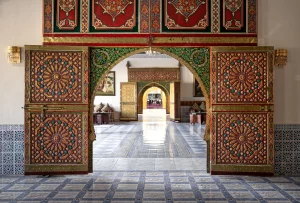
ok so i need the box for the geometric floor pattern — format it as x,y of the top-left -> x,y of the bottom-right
1,173 -> 300,202
93,109 -> 207,171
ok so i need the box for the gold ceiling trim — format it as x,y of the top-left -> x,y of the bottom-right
153,37 -> 257,44
43,37 -> 149,44
43,36 -> 257,45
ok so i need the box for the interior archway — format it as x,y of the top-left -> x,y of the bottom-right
90,47 -> 210,172
138,82 -> 170,114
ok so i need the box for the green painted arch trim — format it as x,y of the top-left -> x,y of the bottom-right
90,47 -> 210,98
90,47 -> 140,93
161,47 -> 210,95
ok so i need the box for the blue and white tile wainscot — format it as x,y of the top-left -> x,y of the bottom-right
0,124 -> 24,175
275,124 -> 300,175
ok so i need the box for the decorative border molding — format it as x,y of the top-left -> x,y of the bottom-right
128,68 -> 180,82
128,54 -> 172,58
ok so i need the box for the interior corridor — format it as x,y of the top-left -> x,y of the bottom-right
93,109 -> 207,171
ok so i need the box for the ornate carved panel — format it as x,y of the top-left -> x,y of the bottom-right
55,0 -> 80,32
24,46 -> 89,174
210,47 -> 274,175
163,0 -> 210,32
220,0 -> 246,32
29,113 -> 86,164
28,51 -> 87,104
128,68 -> 180,82
215,113 -> 268,165
90,0 -> 138,32
215,52 -> 268,103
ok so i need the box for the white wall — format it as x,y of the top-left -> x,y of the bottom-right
94,60 -> 128,120
0,0 -> 42,124
181,66 -> 205,101
258,0 -> 300,124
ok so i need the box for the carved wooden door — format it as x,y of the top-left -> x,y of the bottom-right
170,82 -> 181,121
210,47 -> 274,175
24,46 -> 90,175
120,82 -> 137,121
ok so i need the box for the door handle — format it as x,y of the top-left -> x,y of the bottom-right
260,105 -> 273,112
22,106 -> 64,110
22,105 -> 64,120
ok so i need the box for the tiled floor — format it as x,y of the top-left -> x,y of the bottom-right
93,109 -> 206,171
2,110 -> 299,202
1,172 -> 300,202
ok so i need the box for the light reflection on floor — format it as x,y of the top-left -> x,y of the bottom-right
93,109 -> 207,171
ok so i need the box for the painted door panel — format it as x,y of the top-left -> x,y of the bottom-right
120,82 -> 137,121
24,45 -> 89,174
210,46 -> 274,175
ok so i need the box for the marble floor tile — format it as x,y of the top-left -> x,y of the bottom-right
228,191 -> 256,199
144,184 -> 165,191
117,184 -> 138,190
62,184 -> 85,190
113,191 -> 136,199
275,182 -> 300,190
8,184 -> 35,190
223,183 -> 247,190
257,191 -> 287,199
0,192 -> 23,200
171,184 -> 192,191
88,183 -> 112,190
286,190 -> 300,198
172,191 -> 195,199
145,172 -> 164,177
143,192 -> 166,199
53,191 -> 79,199
201,191 -> 225,199
83,191 -> 107,199
197,183 -> 219,190
34,184 -> 60,190
23,192 -> 51,199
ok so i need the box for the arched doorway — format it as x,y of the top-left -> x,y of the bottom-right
138,82 -> 170,114
90,47 -> 210,172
